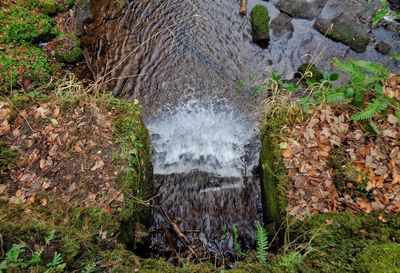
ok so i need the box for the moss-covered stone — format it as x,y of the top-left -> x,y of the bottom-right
54,33 -> 83,64
375,41 -> 392,55
40,0 -> 58,15
296,63 -> 324,83
251,5 -> 270,48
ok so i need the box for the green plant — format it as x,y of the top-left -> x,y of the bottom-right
256,223 -> 268,263
0,7 -> 56,44
270,72 -> 300,93
278,251 -> 303,272
0,44 -> 53,91
0,244 -> 25,269
301,59 -> 399,127
82,262 -> 96,273
372,0 -> 390,27
390,54 -> 400,62
45,229 -> 56,245
45,252 -> 66,272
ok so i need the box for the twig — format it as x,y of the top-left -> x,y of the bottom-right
159,207 -> 198,259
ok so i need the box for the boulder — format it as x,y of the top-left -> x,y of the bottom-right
313,0 -> 373,52
274,0 -> 328,20
251,5 -> 270,48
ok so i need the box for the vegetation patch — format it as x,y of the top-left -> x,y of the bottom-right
0,7 -> 56,44
0,44 -> 53,92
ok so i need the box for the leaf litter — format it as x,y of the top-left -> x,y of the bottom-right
283,101 -> 400,219
1,98 -> 125,210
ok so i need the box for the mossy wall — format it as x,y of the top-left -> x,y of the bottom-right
259,117 -> 288,240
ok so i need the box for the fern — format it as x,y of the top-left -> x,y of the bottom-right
351,100 -> 388,121
256,223 -> 268,263
326,91 -> 347,103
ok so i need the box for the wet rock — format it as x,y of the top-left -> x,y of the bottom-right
274,0 -> 328,20
54,34 -> 83,63
314,0 -> 373,52
270,13 -> 294,40
251,5 -> 270,48
375,41 -> 392,55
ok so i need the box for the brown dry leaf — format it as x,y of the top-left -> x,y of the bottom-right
378,215 -> 388,223
282,148 -> 293,159
74,141 -> 83,152
26,195 -> 36,205
384,74 -> 400,101
0,184 -> 7,194
0,101 -> 11,136
382,128 -> 397,138
53,107 -> 60,117
387,114 -> 398,125
91,159 -> 105,171
15,189 -> 22,198
42,180 -> 51,189
40,198 -> 48,206
357,198 -> 372,213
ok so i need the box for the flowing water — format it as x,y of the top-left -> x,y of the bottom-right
81,0 -> 400,259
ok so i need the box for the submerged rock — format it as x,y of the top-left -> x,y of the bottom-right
251,5 -> 270,48
375,41 -> 392,55
314,0 -> 372,52
274,0 -> 328,20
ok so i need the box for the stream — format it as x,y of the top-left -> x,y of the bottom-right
80,0 -> 400,260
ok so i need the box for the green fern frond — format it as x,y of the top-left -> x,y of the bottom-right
326,91 -> 347,103
351,100 -> 388,121
256,223 -> 268,263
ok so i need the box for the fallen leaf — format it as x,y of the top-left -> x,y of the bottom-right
378,215 -> 388,223
40,198 -> 48,206
91,159 -> 105,171
282,149 -> 293,159
26,196 -> 36,205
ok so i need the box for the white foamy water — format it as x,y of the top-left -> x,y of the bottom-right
148,99 -> 259,177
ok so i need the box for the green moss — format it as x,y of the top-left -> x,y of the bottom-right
293,212 -> 400,272
0,143 -> 16,173
0,44 -> 53,92
0,7 -> 56,44
40,0 -> 58,15
251,5 -> 270,48
55,34 -> 83,64
259,115 -> 288,245
315,17 -> 369,52
106,97 -> 153,250
356,243 -> 400,273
